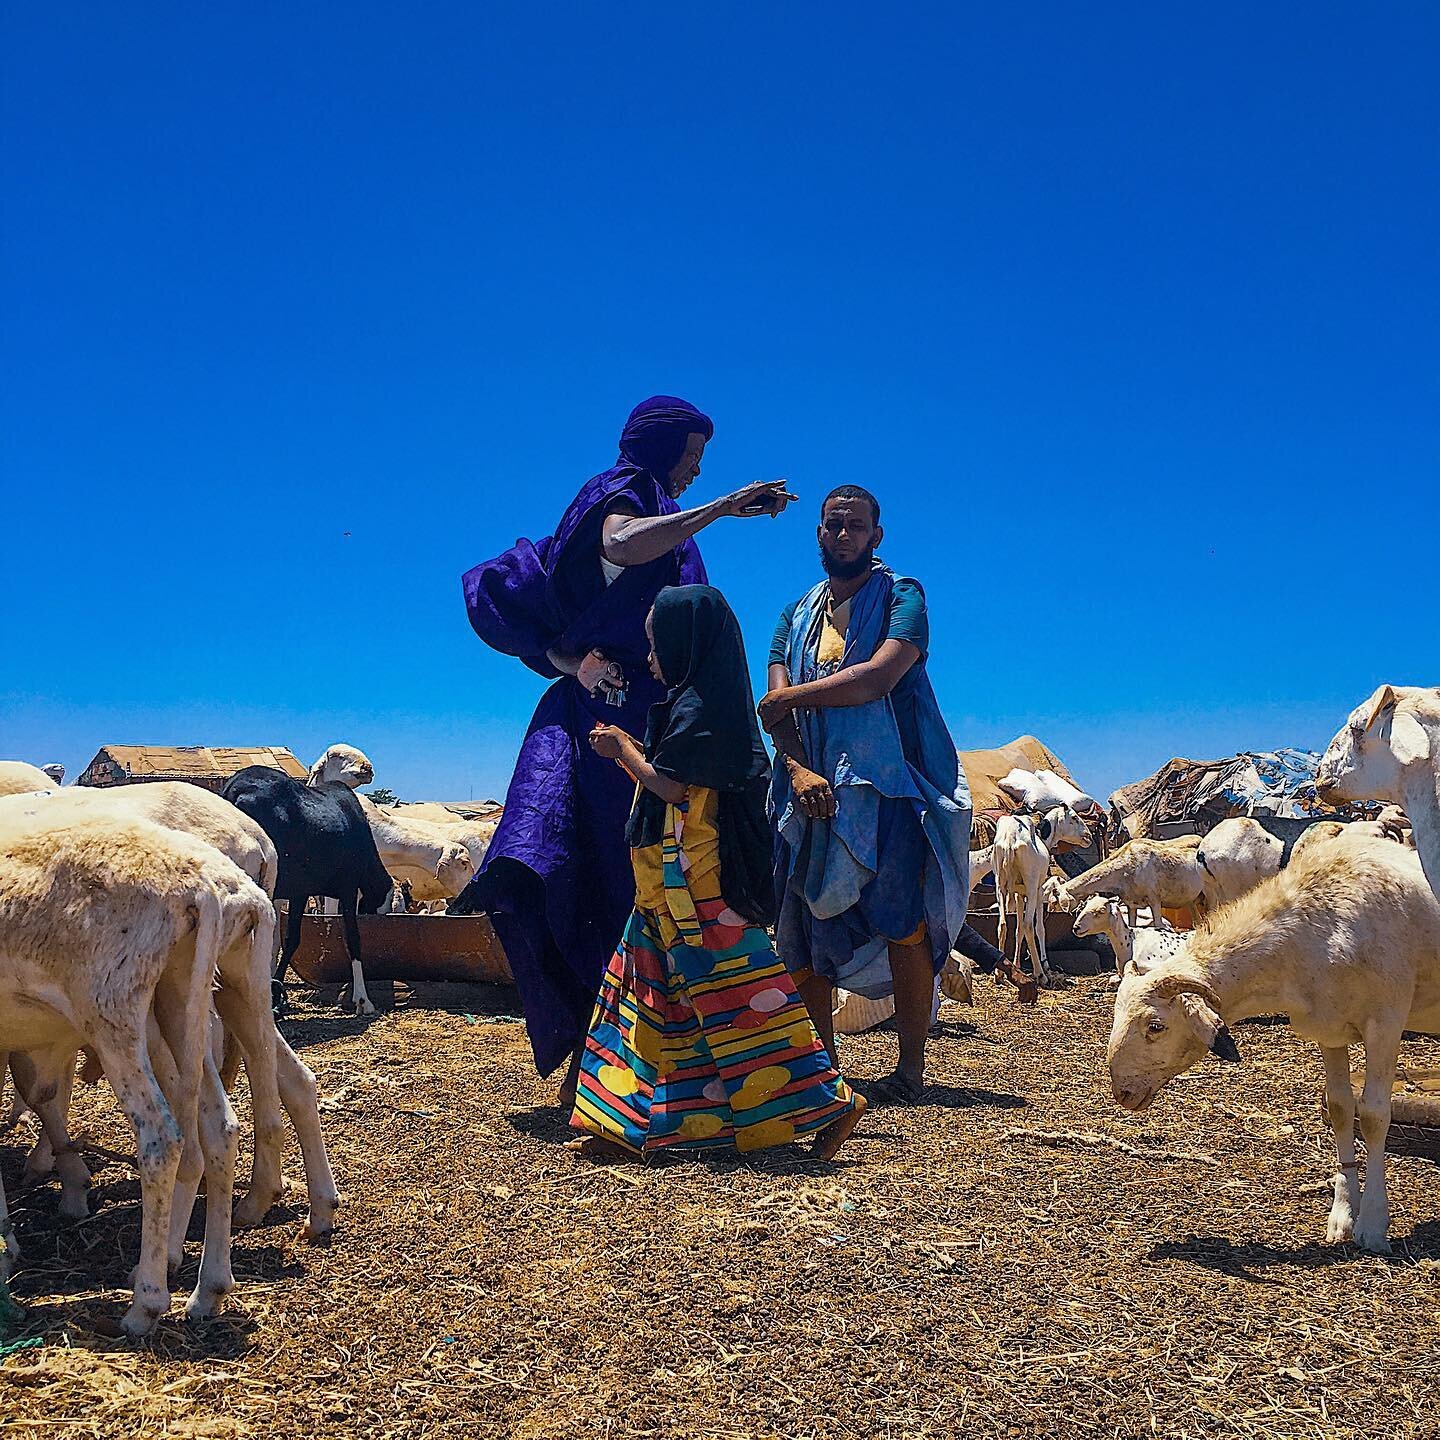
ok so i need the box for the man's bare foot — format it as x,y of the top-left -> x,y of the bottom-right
813,1093 -> 867,1161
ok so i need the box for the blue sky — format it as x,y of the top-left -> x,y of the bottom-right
3,5 -> 1437,805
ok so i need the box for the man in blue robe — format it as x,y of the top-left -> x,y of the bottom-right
759,485 -> 973,1102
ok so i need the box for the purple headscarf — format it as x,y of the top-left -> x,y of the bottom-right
619,395 -> 714,477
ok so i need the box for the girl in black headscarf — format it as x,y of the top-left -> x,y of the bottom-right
576,585 -> 864,1159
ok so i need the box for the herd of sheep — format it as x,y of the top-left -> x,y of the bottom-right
0,682 -> 1436,1334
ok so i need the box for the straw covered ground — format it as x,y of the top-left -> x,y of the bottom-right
1,977 -> 1437,1440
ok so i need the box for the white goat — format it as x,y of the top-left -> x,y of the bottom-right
992,806 -> 1089,986
0,811 -> 271,1333
1072,894 -> 1188,984
1049,835 -> 1207,930
306,744 -> 375,789
1106,835 -> 1440,1254
1317,684 -> 1440,904
357,797 -> 475,901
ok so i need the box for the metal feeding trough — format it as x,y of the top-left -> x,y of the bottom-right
289,914 -> 514,987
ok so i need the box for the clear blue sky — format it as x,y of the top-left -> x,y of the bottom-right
3,5 -> 1437,805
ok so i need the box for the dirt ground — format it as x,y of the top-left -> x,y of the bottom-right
1,976 -> 1437,1440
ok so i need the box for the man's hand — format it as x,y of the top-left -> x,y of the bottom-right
757,688 -> 798,733
789,762 -> 836,821
588,723 -> 629,761
718,479 -> 798,520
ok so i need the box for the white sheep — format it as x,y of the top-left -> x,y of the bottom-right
306,744 -> 375,789
1106,834 -> 1440,1254
0,761 -> 55,798
0,810 -> 271,1333
356,796 -> 475,901
0,783 -> 338,1242
1317,684 -> 1440,902
1049,834 -> 1207,930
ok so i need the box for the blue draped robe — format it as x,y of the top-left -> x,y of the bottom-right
770,566 -> 972,998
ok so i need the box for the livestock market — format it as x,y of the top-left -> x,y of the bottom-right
5,10 -> 1439,1440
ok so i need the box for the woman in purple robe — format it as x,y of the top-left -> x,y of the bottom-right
456,396 -> 795,1099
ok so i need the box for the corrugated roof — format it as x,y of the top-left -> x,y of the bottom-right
85,745 -> 309,780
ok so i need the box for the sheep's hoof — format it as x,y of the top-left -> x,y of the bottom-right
270,980 -> 289,1015
352,998 -> 376,1017
1352,1219 -> 1392,1254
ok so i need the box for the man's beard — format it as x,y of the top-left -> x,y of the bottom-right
820,544 -> 875,581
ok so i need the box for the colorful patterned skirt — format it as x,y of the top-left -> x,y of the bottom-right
571,895 -> 857,1155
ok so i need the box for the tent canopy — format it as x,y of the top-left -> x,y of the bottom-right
959,735 -> 1078,815
1109,748 -> 1327,839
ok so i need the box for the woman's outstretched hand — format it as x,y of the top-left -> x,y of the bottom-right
577,649 -> 624,697
718,479 -> 798,520
588,723 -> 631,761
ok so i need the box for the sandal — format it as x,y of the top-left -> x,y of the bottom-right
872,1070 -> 926,1106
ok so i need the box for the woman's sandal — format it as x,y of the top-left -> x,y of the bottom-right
813,1094 -> 868,1161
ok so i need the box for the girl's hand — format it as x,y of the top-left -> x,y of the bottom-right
757,688 -> 797,732
588,723 -> 630,761
719,479 -> 798,520
789,762 -> 837,820
577,649 -> 624,697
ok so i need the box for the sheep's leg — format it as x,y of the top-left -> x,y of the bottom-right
214,912 -> 286,1227
151,943 -> 219,1299
274,1032 -> 340,1241
186,1051 -> 239,1319
1124,898 -> 1140,930
88,1029 -> 183,1337
145,1012 -> 199,1275
13,1048 -> 91,1221
1031,891 -> 1051,984
1352,1030 -> 1400,1254
340,896 -> 374,1016
1320,1045 -> 1359,1244
995,890 -> 1009,971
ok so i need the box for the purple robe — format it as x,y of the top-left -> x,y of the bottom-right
457,399 -> 710,1076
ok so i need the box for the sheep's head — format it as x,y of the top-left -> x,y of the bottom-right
359,874 -> 394,914
308,744 -> 375,789
434,841 -> 475,892
1041,875 -> 1074,910
1316,685 -> 1433,806
1107,969 -> 1240,1112
1043,805 -> 1091,850
1073,894 -> 1122,941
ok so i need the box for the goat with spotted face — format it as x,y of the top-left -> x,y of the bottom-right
1316,684 -> 1440,903
992,806 -> 1089,987
1107,834 -> 1440,1254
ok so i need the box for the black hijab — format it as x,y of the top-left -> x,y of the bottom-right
624,585 -> 776,926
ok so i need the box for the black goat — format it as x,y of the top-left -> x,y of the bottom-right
221,765 -> 393,1014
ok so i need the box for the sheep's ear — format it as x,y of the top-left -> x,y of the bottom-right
1210,1024 -> 1241,1063
1362,684 -> 1397,731
1037,817 -> 1052,841
1390,712 -> 1431,766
